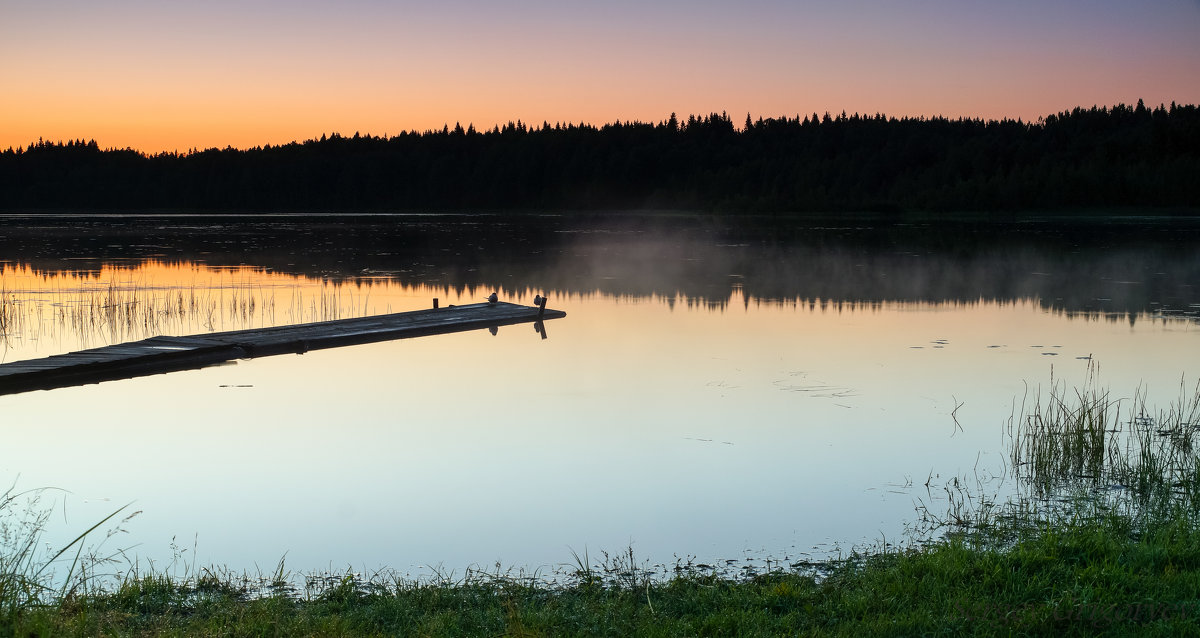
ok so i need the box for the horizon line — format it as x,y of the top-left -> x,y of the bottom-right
6,99 -> 1188,157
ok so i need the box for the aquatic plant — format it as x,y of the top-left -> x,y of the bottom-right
1008,366 -> 1200,521
0,263 -> 399,353
906,364 -> 1200,550
1007,364 -> 1120,500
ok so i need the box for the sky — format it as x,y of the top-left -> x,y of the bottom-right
3,0 -> 1199,154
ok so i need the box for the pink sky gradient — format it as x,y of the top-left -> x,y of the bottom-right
3,0 -> 1199,154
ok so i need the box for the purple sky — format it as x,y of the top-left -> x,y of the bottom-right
4,0 -> 1198,152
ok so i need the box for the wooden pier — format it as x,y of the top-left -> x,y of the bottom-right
0,301 -> 564,396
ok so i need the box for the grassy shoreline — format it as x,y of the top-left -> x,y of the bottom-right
4,515 -> 1199,636
5,373 -> 1200,636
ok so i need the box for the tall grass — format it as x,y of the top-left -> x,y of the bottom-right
1008,367 -> 1117,499
905,364 -> 1200,551
0,485 -> 132,627
0,265 -> 386,352
1007,364 -> 1200,524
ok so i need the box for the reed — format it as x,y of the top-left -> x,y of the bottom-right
0,265 -> 393,353
1007,364 -> 1200,525
1007,364 -> 1119,501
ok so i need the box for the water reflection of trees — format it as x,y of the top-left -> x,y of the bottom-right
1,216 -> 1197,321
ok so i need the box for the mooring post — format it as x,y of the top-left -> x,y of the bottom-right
537,296 -> 547,318
433,298 -> 439,309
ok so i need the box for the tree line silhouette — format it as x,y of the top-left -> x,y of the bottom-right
2,101 -> 1197,214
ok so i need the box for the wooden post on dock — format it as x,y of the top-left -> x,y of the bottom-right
537,296 -> 547,318
433,298 -> 439,309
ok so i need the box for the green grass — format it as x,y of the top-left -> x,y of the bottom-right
4,515 -> 1200,637
4,373 -> 1200,636
1005,365 -> 1200,530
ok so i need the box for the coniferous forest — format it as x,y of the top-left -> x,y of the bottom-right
2,101 -> 1197,214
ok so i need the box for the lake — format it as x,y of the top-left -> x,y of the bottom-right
1,213 -> 1197,580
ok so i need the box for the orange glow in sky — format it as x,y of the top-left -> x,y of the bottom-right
3,1 -> 1199,154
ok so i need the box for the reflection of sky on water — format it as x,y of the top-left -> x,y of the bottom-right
0,216 -> 1197,576
2,267 -> 1196,575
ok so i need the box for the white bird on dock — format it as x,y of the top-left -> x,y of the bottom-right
487,292 -> 498,304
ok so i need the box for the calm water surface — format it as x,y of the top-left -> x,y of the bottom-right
1,214 -> 1197,578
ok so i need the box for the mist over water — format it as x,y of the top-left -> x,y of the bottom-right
3,214 -> 1197,312
0,213 -> 1197,577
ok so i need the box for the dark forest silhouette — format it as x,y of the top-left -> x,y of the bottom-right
2,101 -> 1197,213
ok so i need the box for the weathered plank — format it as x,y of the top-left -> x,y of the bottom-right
0,302 -> 564,396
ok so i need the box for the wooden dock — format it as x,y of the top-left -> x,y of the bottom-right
0,301 -> 564,396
